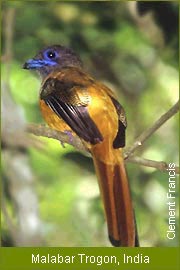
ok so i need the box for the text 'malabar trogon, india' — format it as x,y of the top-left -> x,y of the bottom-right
23,45 -> 139,247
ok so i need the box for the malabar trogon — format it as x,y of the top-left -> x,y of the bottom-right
23,45 -> 139,247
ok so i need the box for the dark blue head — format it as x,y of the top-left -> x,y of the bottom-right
23,45 -> 82,78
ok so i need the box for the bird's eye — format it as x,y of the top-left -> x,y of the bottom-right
45,50 -> 57,59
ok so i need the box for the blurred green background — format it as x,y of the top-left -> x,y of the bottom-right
1,1 -> 179,247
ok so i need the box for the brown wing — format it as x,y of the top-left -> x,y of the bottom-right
40,69 -> 103,144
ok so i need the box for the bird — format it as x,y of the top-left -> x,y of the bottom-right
23,44 -> 139,247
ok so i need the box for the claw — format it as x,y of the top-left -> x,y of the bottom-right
64,130 -> 74,144
60,141 -> 66,148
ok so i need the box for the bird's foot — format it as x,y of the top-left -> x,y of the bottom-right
61,130 -> 74,147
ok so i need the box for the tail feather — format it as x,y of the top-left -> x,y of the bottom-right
92,151 -> 138,247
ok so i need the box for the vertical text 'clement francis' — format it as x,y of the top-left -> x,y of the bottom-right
166,163 -> 177,241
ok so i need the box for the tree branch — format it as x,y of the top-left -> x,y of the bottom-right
27,122 -> 180,174
127,156 -> 179,174
27,123 -> 86,152
124,101 -> 179,159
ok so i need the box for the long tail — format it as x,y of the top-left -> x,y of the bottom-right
92,149 -> 139,247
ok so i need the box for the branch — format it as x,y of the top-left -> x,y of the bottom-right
124,101 -> 179,159
27,100 -> 179,175
27,123 -> 86,152
27,122 -> 179,174
127,156 -> 179,174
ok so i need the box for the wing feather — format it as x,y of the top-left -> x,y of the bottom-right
44,93 -> 103,144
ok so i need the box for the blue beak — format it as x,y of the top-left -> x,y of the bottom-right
23,59 -> 56,69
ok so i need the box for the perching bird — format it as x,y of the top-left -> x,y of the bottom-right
23,45 -> 139,247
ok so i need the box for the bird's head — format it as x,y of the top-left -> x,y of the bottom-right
23,45 -> 82,78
